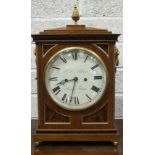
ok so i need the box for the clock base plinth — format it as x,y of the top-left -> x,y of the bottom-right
33,131 -> 119,144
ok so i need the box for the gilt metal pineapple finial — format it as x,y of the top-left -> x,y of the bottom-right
72,4 -> 80,24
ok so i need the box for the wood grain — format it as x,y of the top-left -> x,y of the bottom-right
31,24 -> 120,142
31,119 -> 123,155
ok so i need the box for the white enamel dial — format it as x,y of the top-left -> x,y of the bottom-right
45,47 -> 107,110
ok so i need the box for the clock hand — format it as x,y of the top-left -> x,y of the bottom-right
70,77 -> 78,102
57,79 -> 68,85
57,78 -> 76,85
67,78 -> 76,82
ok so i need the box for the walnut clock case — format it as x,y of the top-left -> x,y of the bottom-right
32,9 -> 120,146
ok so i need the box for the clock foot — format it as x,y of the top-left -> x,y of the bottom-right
34,141 -> 40,146
113,142 -> 118,146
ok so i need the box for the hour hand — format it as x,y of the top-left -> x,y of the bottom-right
57,79 -> 68,85
57,78 -> 76,85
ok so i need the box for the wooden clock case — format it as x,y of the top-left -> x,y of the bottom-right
32,24 -> 120,144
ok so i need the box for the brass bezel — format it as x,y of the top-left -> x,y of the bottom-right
44,46 -> 109,111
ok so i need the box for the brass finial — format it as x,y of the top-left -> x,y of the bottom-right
72,4 -> 80,24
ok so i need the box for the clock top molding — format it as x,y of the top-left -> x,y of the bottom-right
32,25 -> 120,42
32,5 -> 120,42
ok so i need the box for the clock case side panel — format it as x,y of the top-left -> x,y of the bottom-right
83,42 -> 117,129
106,42 -> 116,126
35,43 -> 45,128
35,43 -> 72,129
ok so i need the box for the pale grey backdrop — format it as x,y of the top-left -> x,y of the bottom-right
31,0 -> 123,119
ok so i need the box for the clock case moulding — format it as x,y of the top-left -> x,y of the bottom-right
32,23 -> 120,145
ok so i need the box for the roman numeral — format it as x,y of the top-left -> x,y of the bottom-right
84,55 -> 89,63
72,52 -> 78,60
49,77 -> 58,81
91,64 -> 99,70
94,76 -> 103,80
55,89 -> 61,95
74,97 -> 80,104
85,94 -> 91,101
60,56 -> 67,63
65,98 -> 68,103
52,66 -> 60,70
52,86 -> 60,93
62,93 -> 67,101
91,85 -> 100,93
70,97 -> 72,103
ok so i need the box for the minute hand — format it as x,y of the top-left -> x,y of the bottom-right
70,77 -> 78,102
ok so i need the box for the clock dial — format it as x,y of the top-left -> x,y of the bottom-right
45,47 -> 107,110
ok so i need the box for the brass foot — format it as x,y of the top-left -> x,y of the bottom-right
113,142 -> 118,146
35,141 -> 40,146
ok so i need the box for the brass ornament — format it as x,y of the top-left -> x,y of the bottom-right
34,141 -> 40,146
34,47 -> 38,80
113,141 -> 118,146
34,47 -> 37,64
115,46 -> 120,72
72,4 -> 80,24
34,47 -> 36,56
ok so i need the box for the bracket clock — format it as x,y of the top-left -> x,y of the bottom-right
32,5 -> 120,146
